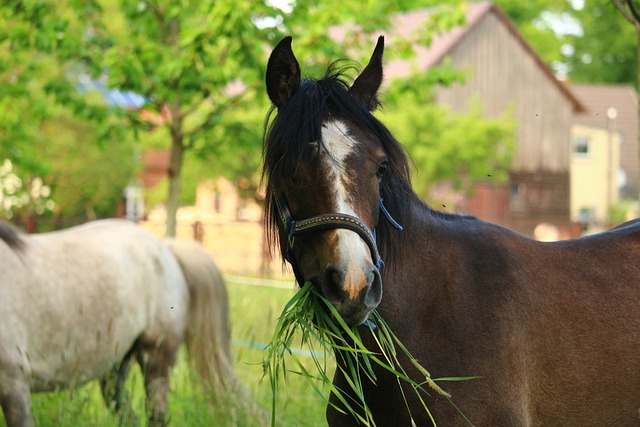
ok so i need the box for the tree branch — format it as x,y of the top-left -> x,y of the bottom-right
626,0 -> 640,25
145,0 -> 165,28
181,95 -> 210,119
613,0 -> 640,26
182,84 -> 257,139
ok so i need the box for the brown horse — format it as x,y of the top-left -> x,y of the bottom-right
263,36 -> 640,426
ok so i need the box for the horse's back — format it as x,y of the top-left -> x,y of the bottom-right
494,220 -> 640,425
405,218 -> 640,426
0,219 -> 188,391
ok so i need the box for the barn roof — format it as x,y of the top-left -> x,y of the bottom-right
337,1 -> 585,112
570,84 -> 637,137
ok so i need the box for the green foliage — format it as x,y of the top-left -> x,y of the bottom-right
4,0 -> 572,232
0,99 -> 136,224
0,0 -> 492,233
381,77 -> 515,200
0,20 -> 54,175
569,0 -> 637,85
1,0 -> 281,234
494,0 -> 637,85
38,115 -> 138,220
608,199 -> 638,224
494,0 -> 573,71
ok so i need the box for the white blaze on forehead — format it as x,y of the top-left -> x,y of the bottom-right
319,120 -> 356,214
319,120 -> 373,275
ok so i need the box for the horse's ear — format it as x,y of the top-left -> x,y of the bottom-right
266,36 -> 301,109
349,36 -> 384,111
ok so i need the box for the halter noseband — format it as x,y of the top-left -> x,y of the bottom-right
273,196 -> 402,272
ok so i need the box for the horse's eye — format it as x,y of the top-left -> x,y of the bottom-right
376,161 -> 389,178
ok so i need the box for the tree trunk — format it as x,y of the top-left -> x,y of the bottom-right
166,128 -> 184,238
163,17 -> 183,238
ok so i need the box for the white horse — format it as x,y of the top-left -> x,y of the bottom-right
0,219 -> 236,427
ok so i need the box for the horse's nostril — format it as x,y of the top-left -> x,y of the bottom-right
364,268 -> 382,308
323,267 -> 346,301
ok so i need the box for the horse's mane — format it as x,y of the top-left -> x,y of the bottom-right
262,63 -> 414,269
0,221 -> 25,251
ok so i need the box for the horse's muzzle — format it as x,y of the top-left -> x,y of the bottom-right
320,264 -> 382,326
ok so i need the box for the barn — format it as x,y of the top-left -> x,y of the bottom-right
361,1 -> 586,236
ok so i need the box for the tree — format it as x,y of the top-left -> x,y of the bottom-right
3,0 -> 448,236
2,0 -> 275,235
0,108 -> 137,230
489,1 -> 637,85
570,0 -> 637,84
0,10 -> 57,182
38,114 -> 138,224
3,0 -> 511,237
381,76 -> 515,201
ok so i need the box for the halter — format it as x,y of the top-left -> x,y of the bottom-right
273,196 -> 403,272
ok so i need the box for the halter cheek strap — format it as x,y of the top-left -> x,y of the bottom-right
274,196 -> 402,271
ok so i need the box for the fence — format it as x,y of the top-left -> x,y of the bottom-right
141,217 -> 292,279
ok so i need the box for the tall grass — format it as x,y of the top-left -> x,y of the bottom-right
1,278 -> 328,427
228,280 -> 330,426
262,282 -> 458,427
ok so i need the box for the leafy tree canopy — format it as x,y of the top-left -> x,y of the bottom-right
5,0 -> 461,234
568,0 -> 637,84
0,0 -> 525,231
494,0 -> 637,85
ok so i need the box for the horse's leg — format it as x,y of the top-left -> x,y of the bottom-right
100,352 -> 131,412
137,341 -> 179,427
0,377 -> 35,427
100,349 -> 139,427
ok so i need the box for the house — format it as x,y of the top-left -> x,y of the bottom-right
569,84 -> 638,228
339,2 -> 586,236
570,84 -> 638,200
570,122 -> 622,226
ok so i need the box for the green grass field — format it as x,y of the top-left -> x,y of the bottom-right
0,278 -> 333,427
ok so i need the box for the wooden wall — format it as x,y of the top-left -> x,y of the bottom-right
434,12 -> 574,173
432,10 -> 577,235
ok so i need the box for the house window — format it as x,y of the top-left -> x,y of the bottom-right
573,135 -> 591,157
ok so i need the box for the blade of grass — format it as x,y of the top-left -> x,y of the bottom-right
262,281 -> 476,427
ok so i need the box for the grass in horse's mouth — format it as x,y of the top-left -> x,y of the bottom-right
262,281 -> 465,427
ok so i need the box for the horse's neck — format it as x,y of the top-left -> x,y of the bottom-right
380,202 -> 482,319
400,201 -> 471,251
